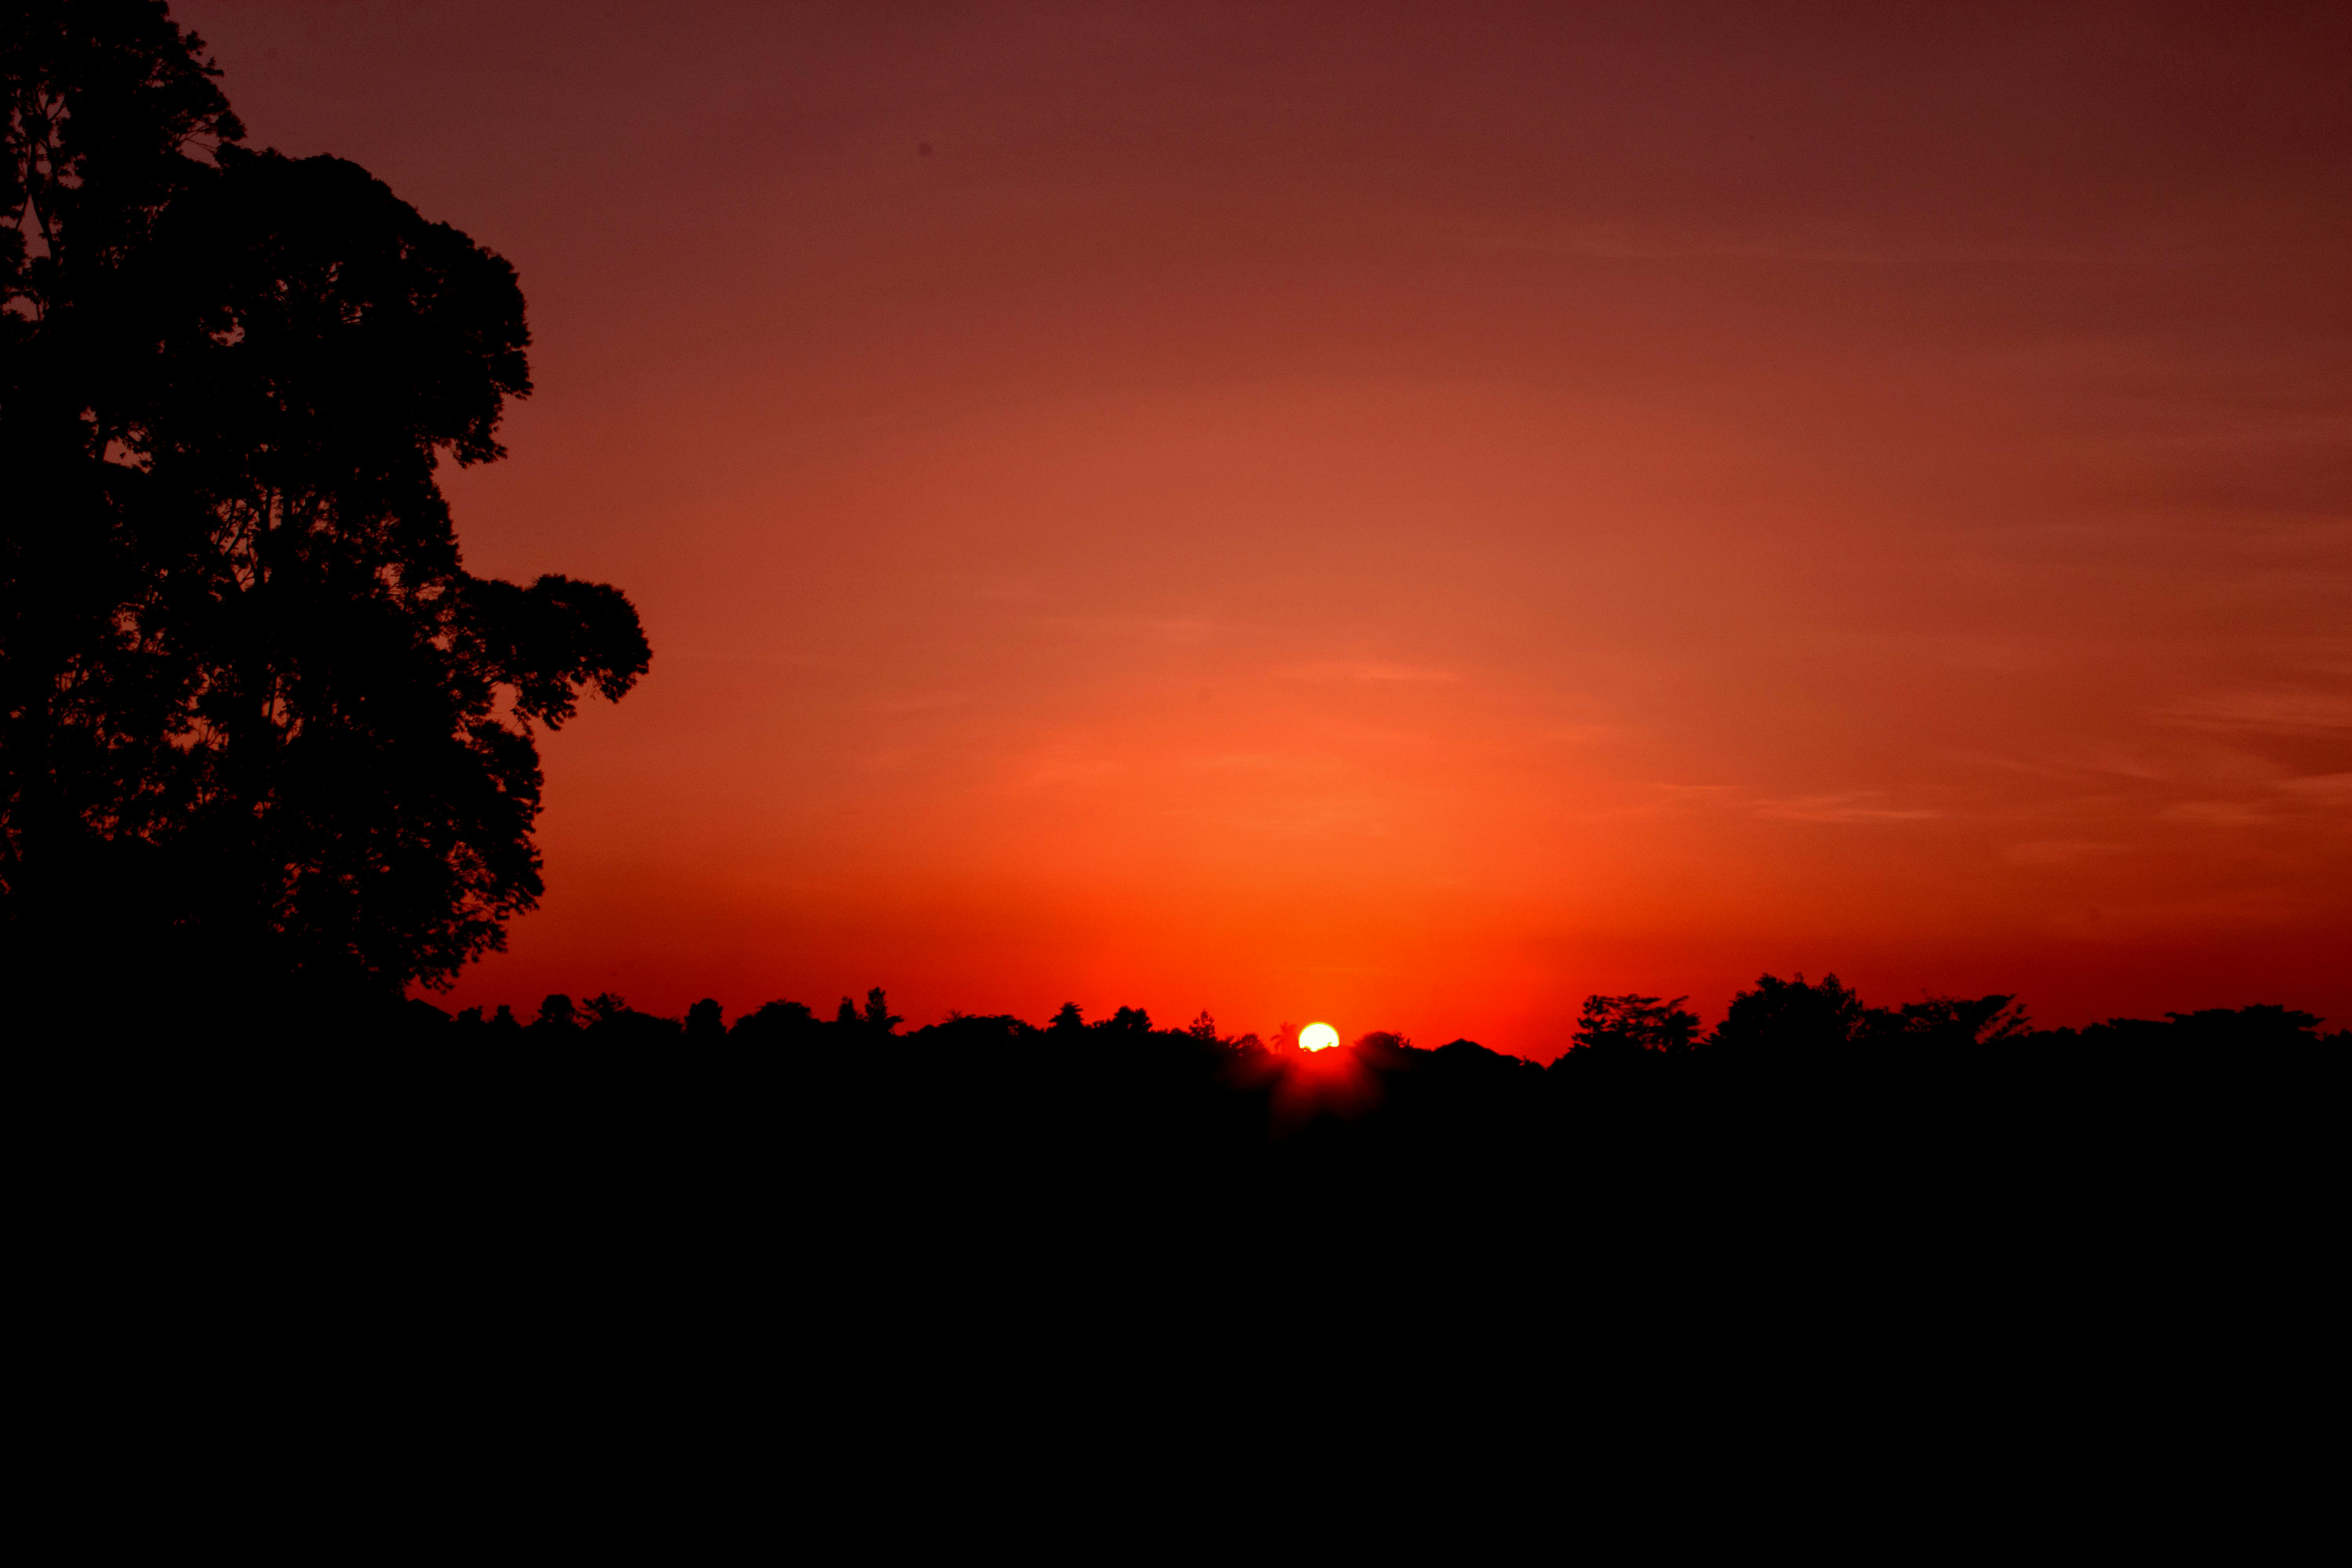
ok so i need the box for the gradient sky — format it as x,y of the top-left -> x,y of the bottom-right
177,2 -> 2352,1052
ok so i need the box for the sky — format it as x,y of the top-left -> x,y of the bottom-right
175,2 -> 2352,1053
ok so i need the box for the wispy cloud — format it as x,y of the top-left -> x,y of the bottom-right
2277,772 -> 2352,804
1278,659 -> 1458,684
1457,216 -> 2106,268
2001,840 -> 2123,867
866,691 -> 970,714
2160,799 -> 2274,826
1752,792 -> 1943,824
1627,784 -> 1945,825
2165,690 -> 2352,735
2157,773 -> 2352,826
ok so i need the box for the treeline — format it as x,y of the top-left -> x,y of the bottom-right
73,966 -> 2343,1345
339,970 -> 2343,1218
409,972 -> 2347,1059
348,970 -> 2340,1236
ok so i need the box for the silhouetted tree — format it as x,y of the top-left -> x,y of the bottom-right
1858,993 -> 2031,1050
1188,1010 -> 1218,1041
582,996 -> 682,1044
1710,973 -> 1866,1056
3,2 -> 241,1002
1569,994 -> 1701,1056
2,1 -> 648,1016
731,998 -> 816,1045
1050,1002 -> 1085,1034
685,998 -> 723,1043
835,987 -> 900,1036
2161,1005 -> 2327,1049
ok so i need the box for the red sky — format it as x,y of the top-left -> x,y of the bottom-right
177,2 -> 2352,1052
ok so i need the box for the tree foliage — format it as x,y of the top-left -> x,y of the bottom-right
2,2 -> 647,1005
1570,993 -> 1702,1056
1711,973 -> 2032,1057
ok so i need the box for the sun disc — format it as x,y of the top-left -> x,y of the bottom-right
1299,1022 -> 1340,1052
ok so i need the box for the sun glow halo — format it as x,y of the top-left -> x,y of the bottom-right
1298,1022 -> 1340,1053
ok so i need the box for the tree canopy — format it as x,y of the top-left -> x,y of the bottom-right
2,1 -> 648,1011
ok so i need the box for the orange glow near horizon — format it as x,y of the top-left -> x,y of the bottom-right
177,4 -> 2352,1053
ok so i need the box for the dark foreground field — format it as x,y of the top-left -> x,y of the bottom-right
27,987 -> 2336,1526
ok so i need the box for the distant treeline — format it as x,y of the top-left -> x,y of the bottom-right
310,970 -> 2339,1226
338,970 -> 2342,1245
412,972 -> 2348,1058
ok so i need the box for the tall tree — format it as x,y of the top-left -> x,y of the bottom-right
2,2 -> 648,1014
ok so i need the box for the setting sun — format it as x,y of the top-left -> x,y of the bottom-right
1299,1023 -> 1340,1053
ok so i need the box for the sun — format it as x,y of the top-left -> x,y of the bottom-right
1298,1022 -> 1340,1052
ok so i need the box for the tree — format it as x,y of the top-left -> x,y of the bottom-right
731,998 -> 816,1046
1857,994 -> 2031,1051
1709,973 -> 1866,1056
2,3 -> 647,1013
1569,994 -> 1701,1056
837,987 -> 900,1035
1712,974 -> 2028,1056
2158,1005 -> 2325,1050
